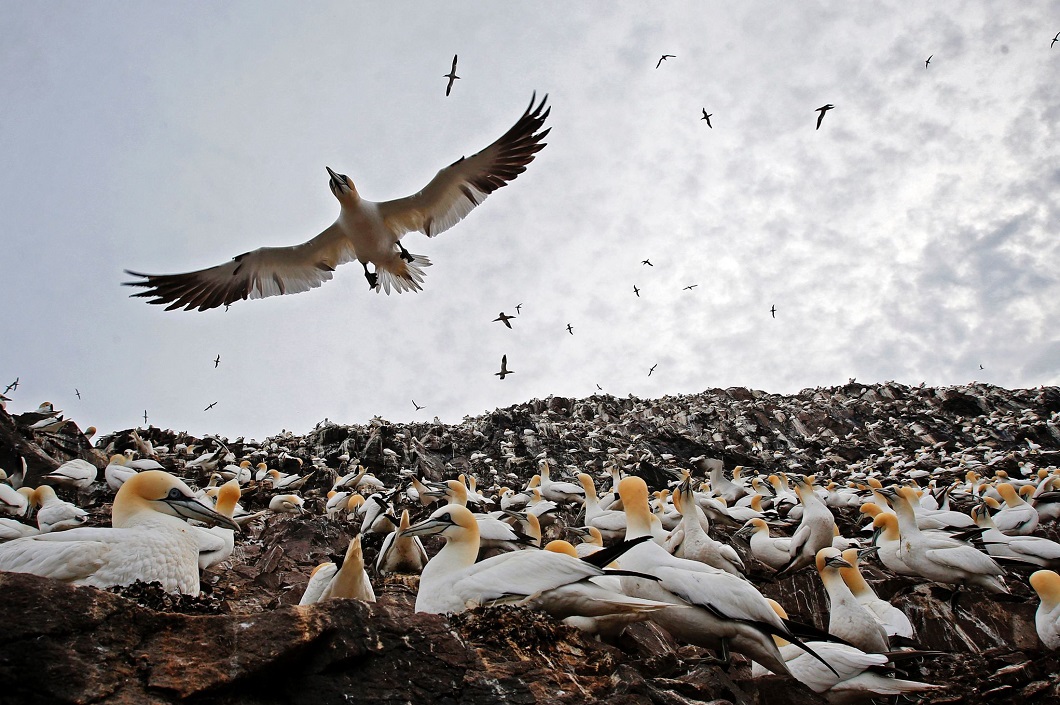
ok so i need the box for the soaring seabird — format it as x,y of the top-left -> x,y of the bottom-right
444,54 -> 460,96
495,354 -> 513,380
815,104 -> 834,130
125,94 -> 550,309
493,312 -> 516,328
656,54 -> 675,68
701,109 -> 712,127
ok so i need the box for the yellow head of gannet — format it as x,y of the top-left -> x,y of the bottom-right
113,471 -> 240,529
269,494 -> 306,514
1029,569 -> 1060,649
544,540 -> 579,557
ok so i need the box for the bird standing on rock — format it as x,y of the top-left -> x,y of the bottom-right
125,95 -> 550,309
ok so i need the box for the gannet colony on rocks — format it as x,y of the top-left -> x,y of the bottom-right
2,381 -> 1060,704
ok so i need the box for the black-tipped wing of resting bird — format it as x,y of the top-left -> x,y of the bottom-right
123,93 -> 551,311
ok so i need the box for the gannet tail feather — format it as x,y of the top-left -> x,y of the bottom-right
374,254 -> 432,295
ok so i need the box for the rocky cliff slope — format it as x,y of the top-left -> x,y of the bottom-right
2,381 -> 1060,704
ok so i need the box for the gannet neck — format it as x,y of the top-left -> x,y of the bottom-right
578,473 -> 599,502
837,549 -> 873,598
445,480 -> 469,506
619,476 -> 653,539
1031,569 -> 1060,609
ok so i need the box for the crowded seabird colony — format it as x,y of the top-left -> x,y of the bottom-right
2,382 -> 1060,702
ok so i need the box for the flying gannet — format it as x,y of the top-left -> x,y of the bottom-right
0,471 -> 238,594
125,94 -> 550,309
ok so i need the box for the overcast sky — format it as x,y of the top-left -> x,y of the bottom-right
2,2 -> 1058,440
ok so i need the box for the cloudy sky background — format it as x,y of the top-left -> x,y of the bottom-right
2,2 -> 1059,440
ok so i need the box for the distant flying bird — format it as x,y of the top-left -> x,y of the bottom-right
1052,31 -> 1059,48
515,303 -> 523,314
642,259 -> 653,266
413,399 -> 425,411
925,54 -> 932,68
596,384 -> 603,391
125,94 -> 551,311
683,284 -> 697,291
204,401 -> 218,411
493,312 -> 516,329
495,355 -> 513,380
656,54 -> 675,68
648,363 -> 658,376
143,410 -> 148,425
4,378 -> 18,393
979,364 -> 985,370
633,285 -> 640,297
444,54 -> 460,96
214,354 -> 221,368
770,304 -> 776,318
701,109 -> 712,128
75,389 -> 81,400
566,323 -> 574,335
815,104 -> 834,130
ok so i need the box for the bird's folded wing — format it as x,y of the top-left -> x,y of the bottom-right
0,533 -> 109,582
378,93 -> 550,240
455,551 -> 598,603
124,223 -> 355,311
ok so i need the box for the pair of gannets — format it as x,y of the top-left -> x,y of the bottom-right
613,476 -> 831,677
0,471 -> 238,594
752,600 -> 941,702
401,503 -> 668,620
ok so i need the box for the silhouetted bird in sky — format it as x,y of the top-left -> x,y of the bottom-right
204,401 -> 218,411
633,285 -> 640,297
413,399 -> 425,411
815,104 -> 834,130
515,303 -> 523,314
925,54 -> 932,68
4,378 -> 18,393
656,54 -> 675,68
495,355 -> 513,380
642,259 -> 653,266
979,364 -> 985,370
1052,31 -> 1058,48
143,411 -> 148,425
566,323 -> 574,335
214,354 -> 220,368
701,109 -> 712,128
75,389 -> 81,400
444,55 -> 460,96
596,384 -> 603,391
493,312 -> 516,329
683,284 -> 697,291
648,364 -> 658,376
770,304 -> 776,318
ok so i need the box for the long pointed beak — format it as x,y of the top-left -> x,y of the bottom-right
326,166 -> 339,181
825,556 -> 853,569
161,496 -> 240,531
400,517 -> 451,538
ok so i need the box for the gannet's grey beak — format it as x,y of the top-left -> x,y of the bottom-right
160,492 -> 240,531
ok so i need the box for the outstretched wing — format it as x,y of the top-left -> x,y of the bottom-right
377,93 -> 550,240
124,223 -> 356,311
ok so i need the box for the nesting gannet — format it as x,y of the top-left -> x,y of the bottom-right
752,600 -> 942,701
776,476 -> 836,578
614,477 -> 829,677
305,535 -> 375,604
0,471 -> 238,594
44,459 -> 98,492
402,504 -> 667,618
671,482 -> 744,576
734,518 -> 791,571
970,502 -> 1060,569
992,483 -> 1039,535
193,479 -> 240,570
0,484 -> 31,517
538,461 -> 585,504
125,94 -> 550,308
815,548 -> 889,653
1029,570 -> 1060,649
878,486 -> 1008,595
838,547 -> 914,642
430,480 -> 532,551
268,494 -> 306,514
376,509 -> 428,575
34,486 -> 88,533
105,455 -> 140,491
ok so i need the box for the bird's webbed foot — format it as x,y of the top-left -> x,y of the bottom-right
397,241 -> 415,263
363,263 -> 379,289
